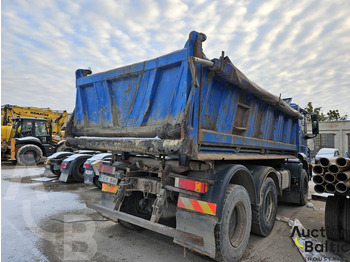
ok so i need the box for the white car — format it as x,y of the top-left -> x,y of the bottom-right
315,148 -> 340,164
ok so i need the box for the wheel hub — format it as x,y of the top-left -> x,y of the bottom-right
264,191 -> 274,223
229,201 -> 247,247
24,150 -> 36,161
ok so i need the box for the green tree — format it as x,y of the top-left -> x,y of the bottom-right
327,109 -> 348,121
305,102 -> 327,121
305,102 -> 348,121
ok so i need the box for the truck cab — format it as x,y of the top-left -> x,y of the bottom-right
288,101 -> 319,177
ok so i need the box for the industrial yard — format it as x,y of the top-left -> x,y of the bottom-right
2,2 -> 350,261
2,162 -> 349,261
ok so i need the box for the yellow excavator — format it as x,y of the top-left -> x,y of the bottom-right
1,105 -> 70,165
1,104 -> 68,140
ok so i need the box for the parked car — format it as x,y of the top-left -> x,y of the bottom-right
314,148 -> 340,164
83,153 -> 112,189
59,151 -> 101,182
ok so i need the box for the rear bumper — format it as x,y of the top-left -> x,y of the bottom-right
66,137 -> 183,155
86,202 -> 205,247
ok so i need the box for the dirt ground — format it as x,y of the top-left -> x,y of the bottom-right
1,162 -> 350,262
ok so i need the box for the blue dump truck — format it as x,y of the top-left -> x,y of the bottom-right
66,31 -> 319,261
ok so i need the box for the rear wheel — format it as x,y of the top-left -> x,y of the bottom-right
325,196 -> 344,241
52,170 -> 61,176
215,185 -> 251,262
342,198 -> 350,243
17,145 -> 43,166
298,170 -> 309,206
50,165 -> 61,176
251,177 -> 277,236
71,158 -> 87,182
93,176 -> 102,189
119,192 -> 153,230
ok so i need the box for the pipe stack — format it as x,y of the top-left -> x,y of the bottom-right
313,157 -> 350,194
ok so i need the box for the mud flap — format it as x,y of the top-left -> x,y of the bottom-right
59,172 -> 75,183
43,166 -> 51,177
84,170 -> 94,185
101,192 -> 115,209
174,210 -> 217,258
86,202 -> 204,246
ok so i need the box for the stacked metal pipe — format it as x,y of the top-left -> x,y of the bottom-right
313,157 -> 350,194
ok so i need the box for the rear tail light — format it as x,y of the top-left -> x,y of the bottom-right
174,177 -> 208,193
99,164 -> 114,174
84,163 -> 90,169
61,163 -> 68,169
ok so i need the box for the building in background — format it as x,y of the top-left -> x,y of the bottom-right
308,120 -> 350,158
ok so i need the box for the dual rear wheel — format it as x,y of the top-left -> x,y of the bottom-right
215,177 -> 278,261
215,185 -> 252,262
251,178 -> 278,237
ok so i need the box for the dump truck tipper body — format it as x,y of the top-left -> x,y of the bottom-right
66,31 -> 318,261
67,32 -> 304,161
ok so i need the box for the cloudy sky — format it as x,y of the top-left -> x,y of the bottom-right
2,0 -> 350,117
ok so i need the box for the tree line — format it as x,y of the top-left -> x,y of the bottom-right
305,102 -> 348,121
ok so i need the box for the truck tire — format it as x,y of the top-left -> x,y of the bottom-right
52,170 -> 61,176
50,165 -> 61,176
93,177 -> 102,189
215,185 -> 251,262
119,191 -> 153,230
17,144 -> 43,166
298,170 -> 308,206
325,196 -> 344,241
71,158 -> 87,183
342,198 -> 350,243
251,178 -> 277,236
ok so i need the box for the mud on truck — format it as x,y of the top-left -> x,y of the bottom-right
66,31 -> 319,261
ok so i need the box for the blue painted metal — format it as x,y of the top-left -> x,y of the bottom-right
290,102 -> 311,159
69,31 -> 304,160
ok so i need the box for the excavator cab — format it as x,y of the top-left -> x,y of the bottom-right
1,104 -> 69,165
4,117 -> 56,165
10,117 -> 52,144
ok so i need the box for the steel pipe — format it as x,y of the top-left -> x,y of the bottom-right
335,157 -> 350,170
335,180 -> 350,194
313,165 -> 324,175
336,171 -> 350,182
192,57 -> 214,67
312,175 -> 325,185
325,183 -> 336,193
328,164 -> 339,174
320,157 -> 332,168
324,173 -> 336,184
314,184 -> 325,194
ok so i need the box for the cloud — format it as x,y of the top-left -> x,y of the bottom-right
2,0 -> 350,117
